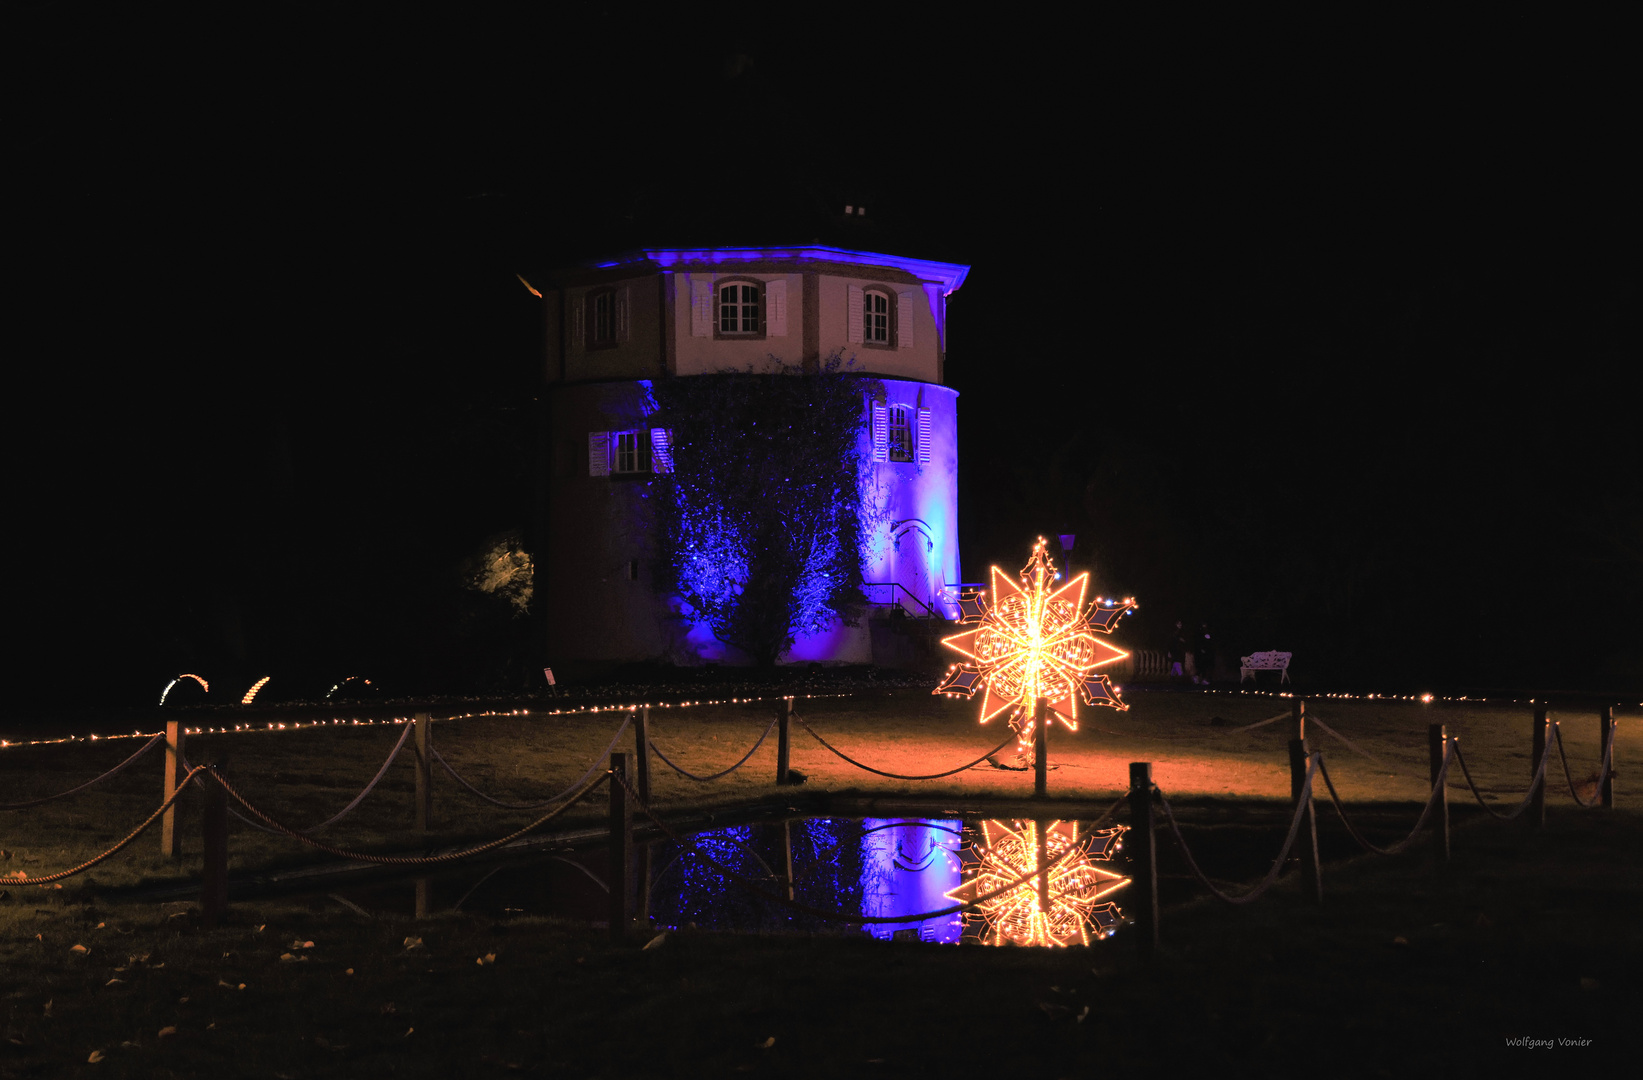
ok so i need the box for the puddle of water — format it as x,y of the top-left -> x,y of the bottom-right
324,816 -> 1131,947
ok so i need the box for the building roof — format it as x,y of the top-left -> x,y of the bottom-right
584,246 -> 971,295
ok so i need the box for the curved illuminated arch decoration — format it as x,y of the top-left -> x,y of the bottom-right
933,538 -> 1136,743
241,676 -> 271,705
945,820 -> 1129,947
326,675 -> 373,699
158,673 -> 209,706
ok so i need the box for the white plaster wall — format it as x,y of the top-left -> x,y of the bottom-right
858,380 -> 962,621
672,272 -> 805,375
816,276 -> 941,382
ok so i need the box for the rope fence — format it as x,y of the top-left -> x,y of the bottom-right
0,733 -> 165,810
1553,722 -> 1615,809
1,692 -> 1623,953
1316,746 -> 1451,857
793,714 -> 1018,780
436,716 -> 632,808
4,767 -> 209,885
207,767 -> 612,867
649,716 -> 776,782
1450,739 -> 1552,821
1121,707 -> 1621,954
1153,756 -> 1319,906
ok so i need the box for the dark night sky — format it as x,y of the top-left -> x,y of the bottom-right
7,10 -> 1639,715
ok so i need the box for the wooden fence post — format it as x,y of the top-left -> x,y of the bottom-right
1428,723 -> 1449,862
608,751 -> 631,942
1531,704 -> 1548,828
1128,762 -> 1158,958
200,765 -> 228,929
1288,741 -> 1321,903
414,712 -> 431,832
1287,734 -> 1308,803
776,698 -> 792,785
414,878 -> 431,919
1599,705 -> 1615,809
1291,697 -> 1307,748
1033,698 -> 1048,798
161,719 -> 185,858
634,707 -> 652,805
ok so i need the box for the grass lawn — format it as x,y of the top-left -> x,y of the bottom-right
3,688 -> 1638,1075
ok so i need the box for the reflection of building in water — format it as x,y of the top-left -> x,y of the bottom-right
946,820 -> 1129,947
655,818 -> 855,933
860,819 -> 963,943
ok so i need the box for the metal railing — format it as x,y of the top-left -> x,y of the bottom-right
862,581 -> 944,620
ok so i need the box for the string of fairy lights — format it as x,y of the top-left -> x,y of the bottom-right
0,694 -> 852,751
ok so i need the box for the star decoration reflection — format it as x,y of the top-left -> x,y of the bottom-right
945,820 -> 1129,947
934,538 -> 1135,743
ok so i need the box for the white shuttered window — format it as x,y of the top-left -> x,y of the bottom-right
766,278 -> 788,337
587,430 -> 674,476
897,290 -> 917,349
587,432 -> 609,477
649,428 -> 674,472
690,277 -> 713,337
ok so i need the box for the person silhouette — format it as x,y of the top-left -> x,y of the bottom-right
1192,621 -> 1214,685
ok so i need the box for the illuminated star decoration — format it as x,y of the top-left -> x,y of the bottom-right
934,538 -> 1136,744
945,820 -> 1129,947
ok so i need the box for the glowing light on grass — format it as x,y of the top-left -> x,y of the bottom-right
158,673 -> 209,706
241,677 -> 271,704
934,538 -> 1135,744
945,820 -> 1129,947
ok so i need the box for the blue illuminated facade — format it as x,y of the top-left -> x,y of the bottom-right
537,246 -> 969,671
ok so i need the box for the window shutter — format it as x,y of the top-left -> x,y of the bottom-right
587,432 -> 610,477
916,408 -> 932,464
690,277 -> 713,337
569,298 -> 585,353
897,290 -> 917,349
871,403 -> 888,462
848,285 -> 865,344
615,287 -> 631,342
649,428 -> 673,473
766,278 -> 787,337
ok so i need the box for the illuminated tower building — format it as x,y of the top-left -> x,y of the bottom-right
536,246 -> 969,675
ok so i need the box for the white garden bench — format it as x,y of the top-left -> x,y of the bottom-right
1239,651 -> 1292,683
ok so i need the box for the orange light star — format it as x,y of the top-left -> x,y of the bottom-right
934,539 -> 1135,743
945,820 -> 1129,947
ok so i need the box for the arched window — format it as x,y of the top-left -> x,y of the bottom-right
849,285 -> 915,349
863,289 -> 891,344
871,401 -> 933,466
577,286 -> 628,351
717,279 -> 763,336
589,288 -> 616,347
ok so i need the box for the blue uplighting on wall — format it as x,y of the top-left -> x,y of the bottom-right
591,246 -> 970,295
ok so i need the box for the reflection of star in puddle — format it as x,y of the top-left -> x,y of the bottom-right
935,540 -> 1135,745
945,820 -> 1129,947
